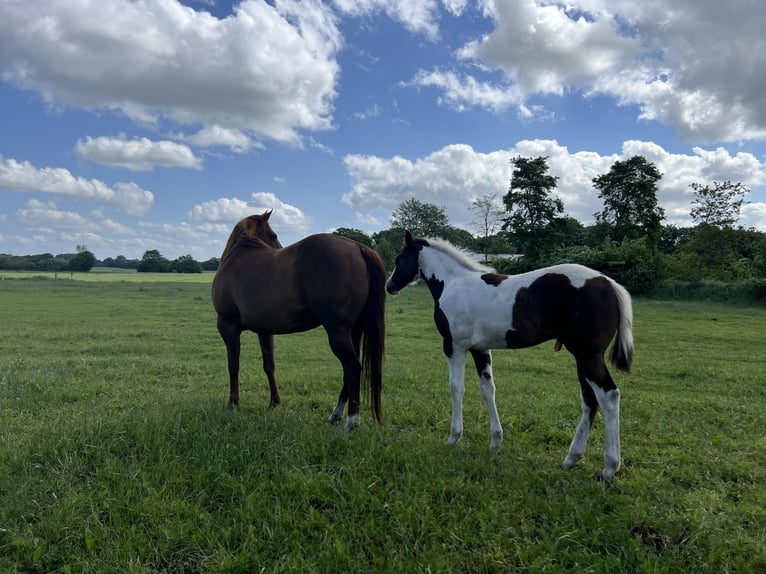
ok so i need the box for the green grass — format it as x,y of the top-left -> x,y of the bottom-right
1,278 -> 765,572
0,270 -> 214,282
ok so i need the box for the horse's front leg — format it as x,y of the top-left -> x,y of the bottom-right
257,333 -> 280,409
470,349 -> 503,452
217,316 -> 241,408
446,352 -> 467,445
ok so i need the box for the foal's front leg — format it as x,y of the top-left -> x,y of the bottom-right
446,352 -> 467,445
470,349 -> 503,452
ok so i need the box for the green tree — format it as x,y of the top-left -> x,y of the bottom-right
592,155 -> 665,249
333,227 -> 373,247
502,155 -> 563,263
138,250 -> 171,273
171,255 -> 202,273
371,227 -> 406,270
67,250 -> 96,272
690,181 -> 749,228
391,198 -> 450,237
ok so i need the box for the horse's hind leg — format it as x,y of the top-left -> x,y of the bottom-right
470,349 -> 503,451
561,377 -> 598,470
326,326 -> 362,432
217,316 -> 242,408
258,333 -> 280,409
327,324 -> 362,425
564,354 -> 621,482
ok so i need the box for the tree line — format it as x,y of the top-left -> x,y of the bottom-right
336,155 -> 766,297
3,154 -> 765,296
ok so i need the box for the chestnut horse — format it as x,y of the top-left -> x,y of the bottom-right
212,211 -> 386,431
386,232 -> 633,482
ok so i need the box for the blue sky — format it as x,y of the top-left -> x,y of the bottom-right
1,0 -> 765,260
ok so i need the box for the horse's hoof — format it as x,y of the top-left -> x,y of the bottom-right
560,453 -> 584,469
489,431 -> 503,452
327,413 -> 342,425
446,432 -> 462,445
343,415 -> 361,433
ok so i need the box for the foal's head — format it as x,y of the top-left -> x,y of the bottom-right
386,231 -> 426,294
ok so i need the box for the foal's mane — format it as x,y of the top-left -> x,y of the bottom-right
425,237 -> 495,273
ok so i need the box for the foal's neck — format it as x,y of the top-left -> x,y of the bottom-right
419,246 -> 475,288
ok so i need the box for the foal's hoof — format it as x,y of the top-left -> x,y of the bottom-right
489,431 -> 503,453
560,453 -> 584,470
326,412 -> 343,425
343,415 -> 361,433
446,432 -> 462,445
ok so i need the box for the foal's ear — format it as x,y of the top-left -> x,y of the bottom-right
405,230 -> 413,246
262,209 -> 273,220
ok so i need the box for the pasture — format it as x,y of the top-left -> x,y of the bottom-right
0,276 -> 764,572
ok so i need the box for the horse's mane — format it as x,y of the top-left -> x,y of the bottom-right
424,237 -> 495,273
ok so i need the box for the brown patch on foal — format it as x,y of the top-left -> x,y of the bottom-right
481,273 -> 508,286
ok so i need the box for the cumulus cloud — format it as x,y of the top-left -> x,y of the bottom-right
0,156 -> 154,215
0,0 -> 342,144
332,0 -> 441,39
188,192 -> 310,233
75,135 -> 202,171
343,140 -> 766,230
180,126 -> 260,153
410,0 -> 766,142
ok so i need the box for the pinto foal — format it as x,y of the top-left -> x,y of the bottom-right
386,232 -> 633,482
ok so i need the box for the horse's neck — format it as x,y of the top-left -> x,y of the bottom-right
419,246 -> 473,286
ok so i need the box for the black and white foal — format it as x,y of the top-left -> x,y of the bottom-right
386,232 -> 634,482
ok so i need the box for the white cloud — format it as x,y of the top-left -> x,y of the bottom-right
180,126 -> 260,153
332,0 -> 441,39
75,135 -> 202,171
188,192 -> 310,233
0,0 -> 342,144
342,140 -> 766,231
0,156 -> 154,215
413,0 -> 766,143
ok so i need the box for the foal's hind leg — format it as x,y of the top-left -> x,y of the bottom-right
470,349 -> 503,451
563,355 -> 621,482
257,333 -> 280,409
561,378 -> 598,470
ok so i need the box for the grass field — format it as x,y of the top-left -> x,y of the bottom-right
1,276 -> 764,572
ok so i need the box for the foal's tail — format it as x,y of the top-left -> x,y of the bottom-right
360,246 -> 386,423
608,278 -> 634,373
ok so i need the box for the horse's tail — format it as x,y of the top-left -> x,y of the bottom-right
608,277 -> 634,373
359,245 -> 386,423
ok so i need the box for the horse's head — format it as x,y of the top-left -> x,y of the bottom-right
234,210 -> 282,248
386,230 -> 426,294
219,210 -> 282,263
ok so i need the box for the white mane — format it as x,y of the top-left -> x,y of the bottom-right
425,237 -> 496,274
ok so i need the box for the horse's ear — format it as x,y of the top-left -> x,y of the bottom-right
405,230 -> 413,246
263,209 -> 273,220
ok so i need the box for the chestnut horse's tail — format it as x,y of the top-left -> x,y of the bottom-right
359,245 -> 386,423
608,277 -> 634,373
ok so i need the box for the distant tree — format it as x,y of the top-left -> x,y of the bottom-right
333,227 -> 373,247
592,155 -> 665,249
471,193 -> 505,259
171,254 -> 202,273
371,227 -> 407,270
138,249 -> 171,273
67,250 -> 96,272
439,226 -> 475,250
200,257 -> 219,272
690,181 -> 749,228
391,198 -> 450,237
502,155 -> 563,263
